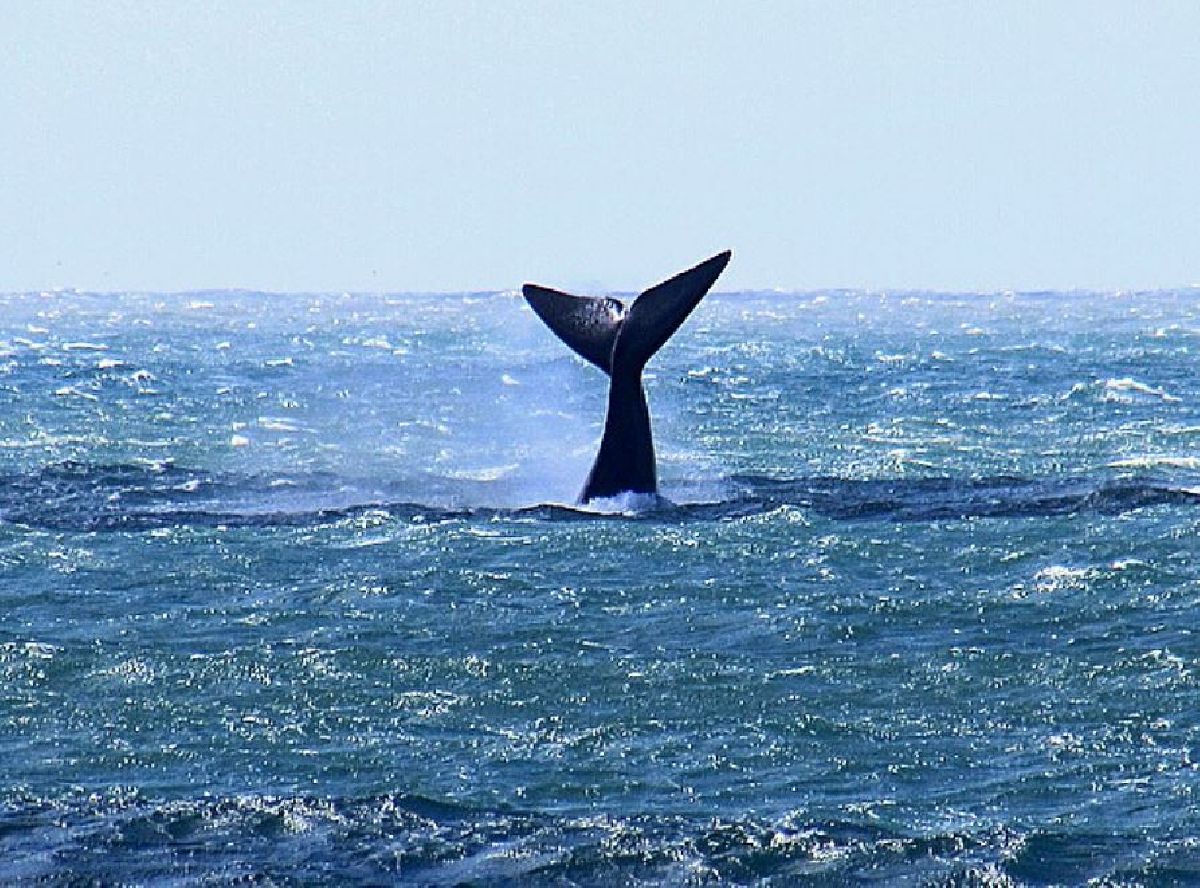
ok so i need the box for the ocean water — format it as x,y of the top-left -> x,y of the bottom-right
3,286 -> 1200,884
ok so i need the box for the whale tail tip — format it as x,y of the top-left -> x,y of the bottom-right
612,250 -> 731,374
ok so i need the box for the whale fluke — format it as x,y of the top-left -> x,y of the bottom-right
523,250 -> 732,503
522,286 -> 625,374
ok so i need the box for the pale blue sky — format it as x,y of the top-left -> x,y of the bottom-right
2,1 -> 1197,293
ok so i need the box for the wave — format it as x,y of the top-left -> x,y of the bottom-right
1,788 -> 1188,884
3,462 -> 1200,532
723,474 -> 1200,521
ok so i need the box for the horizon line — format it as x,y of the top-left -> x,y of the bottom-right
4,283 -> 1200,300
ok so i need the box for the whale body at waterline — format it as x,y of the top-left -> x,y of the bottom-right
522,250 -> 732,504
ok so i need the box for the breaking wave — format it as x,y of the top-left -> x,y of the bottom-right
4,462 -> 1200,532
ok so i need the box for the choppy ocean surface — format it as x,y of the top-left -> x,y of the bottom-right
4,286 -> 1200,884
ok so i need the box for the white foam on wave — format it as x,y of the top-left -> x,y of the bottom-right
443,464 -> 520,482
1033,565 -> 1095,594
1108,455 -> 1200,470
1103,377 -> 1180,403
53,386 -> 98,401
577,491 -> 663,515
257,417 -> 304,433
61,341 -> 109,352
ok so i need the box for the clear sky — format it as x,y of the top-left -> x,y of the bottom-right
2,1 -> 1198,293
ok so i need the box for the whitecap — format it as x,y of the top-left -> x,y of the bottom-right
1103,377 -> 1180,403
1033,565 -> 1094,593
1108,455 -> 1200,470
578,491 -> 664,515
53,386 -> 98,401
443,464 -> 519,482
62,341 -> 109,352
133,457 -> 173,472
257,417 -> 303,432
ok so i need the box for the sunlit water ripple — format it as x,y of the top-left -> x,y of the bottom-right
3,288 -> 1200,883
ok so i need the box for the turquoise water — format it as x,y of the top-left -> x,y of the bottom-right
3,288 -> 1200,883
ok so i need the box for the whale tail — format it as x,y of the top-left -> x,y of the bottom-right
522,250 -> 732,503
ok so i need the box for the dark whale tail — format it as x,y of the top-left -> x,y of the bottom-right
523,250 -> 732,503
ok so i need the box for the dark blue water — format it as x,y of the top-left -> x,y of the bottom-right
3,289 -> 1200,883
